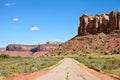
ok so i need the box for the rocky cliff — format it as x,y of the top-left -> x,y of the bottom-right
6,42 -> 61,53
78,11 -> 120,36
50,11 -> 120,56
6,44 -> 36,52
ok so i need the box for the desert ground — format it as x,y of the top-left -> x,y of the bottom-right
8,58 -> 114,80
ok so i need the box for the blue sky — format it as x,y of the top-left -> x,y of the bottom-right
0,0 -> 120,47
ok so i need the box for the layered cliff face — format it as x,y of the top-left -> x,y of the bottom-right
6,44 -> 36,52
6,42 -> 61,53
78,11 -> 120,36
30,42 -> 61,53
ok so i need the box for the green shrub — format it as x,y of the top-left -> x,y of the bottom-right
72,55 -> 120,76
0,54 -> 10,58
0,57 -> 63,77
31,66 -> 38,72
102,59 -> 120,70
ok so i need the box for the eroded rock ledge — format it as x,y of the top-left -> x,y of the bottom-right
6,41 -> 61,53
78,11 -> 120,36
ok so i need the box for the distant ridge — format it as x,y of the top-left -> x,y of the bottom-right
0,41 -> 61,57
6,42 -> 61,53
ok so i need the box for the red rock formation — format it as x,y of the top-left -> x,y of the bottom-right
6,42 -> 61,53
78,11 -> 120,36
108,11 -> 120,31
6,44 -> 36,51
36,44 -> 57,52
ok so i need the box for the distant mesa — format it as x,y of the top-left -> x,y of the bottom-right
78,11 -> 120,36
6,44 -> 37,52
6,41 -> 61,53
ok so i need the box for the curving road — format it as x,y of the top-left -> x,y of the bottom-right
35,58 -> 113,80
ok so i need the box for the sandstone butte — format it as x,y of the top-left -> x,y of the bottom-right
78,11 -> 120,36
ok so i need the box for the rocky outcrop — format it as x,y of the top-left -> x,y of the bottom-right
6,42 -> 61,53
78,11 -> 120,36
108,11 -> 120,31
6,44 -> 36,52
30,42 -> 60,53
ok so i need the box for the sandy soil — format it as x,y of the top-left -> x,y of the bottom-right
7,70 -> 49,80
8,58 -> 115,80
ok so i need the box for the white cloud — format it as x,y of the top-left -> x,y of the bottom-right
12,18 -> 19,22
31,26 -> 40,31
5,2 -> 16,7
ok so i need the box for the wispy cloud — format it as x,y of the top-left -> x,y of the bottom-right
31,26 -> 40,31
5,2 -> 16,7
12,18 -> 19,22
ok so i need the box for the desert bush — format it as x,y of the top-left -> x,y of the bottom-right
72,55 -> 120,76
0,54 -> 10,58
113,48 -> 120,54
0,57 -> 63,77
30,66 -> 38,72
102,59 -> 120,70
